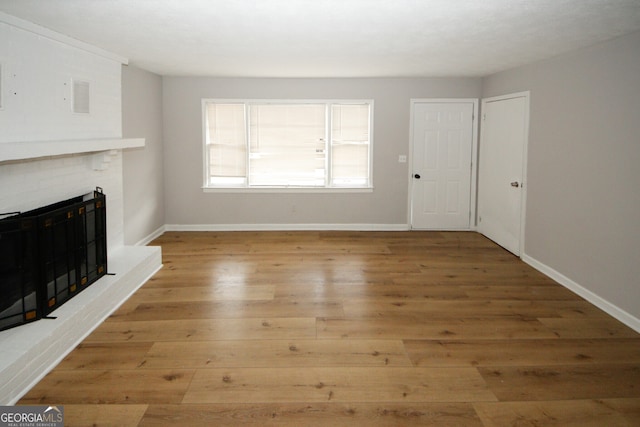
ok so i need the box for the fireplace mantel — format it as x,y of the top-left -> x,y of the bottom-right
0,138 -> 145,163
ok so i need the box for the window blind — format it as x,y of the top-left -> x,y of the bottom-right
204,100 -> 372,189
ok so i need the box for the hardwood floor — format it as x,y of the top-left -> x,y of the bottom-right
19,231 -> 640,426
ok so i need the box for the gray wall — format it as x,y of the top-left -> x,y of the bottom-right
162,77 -> 481,227
482,31 -> 640,319
122,65 -> 165,245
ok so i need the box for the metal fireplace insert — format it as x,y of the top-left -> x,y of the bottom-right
0,188 -> 107,331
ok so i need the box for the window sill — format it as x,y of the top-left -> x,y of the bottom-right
202,186 -> 373,194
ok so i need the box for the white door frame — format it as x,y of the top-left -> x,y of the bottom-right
479,91 -> 530,256
408,98 -> 480,230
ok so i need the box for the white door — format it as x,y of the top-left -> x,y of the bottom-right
410,101 -> 476,229
477,92 -> 529,256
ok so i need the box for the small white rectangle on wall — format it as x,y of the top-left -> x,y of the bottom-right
0,62 -> 3,109
72,79 -> 90,114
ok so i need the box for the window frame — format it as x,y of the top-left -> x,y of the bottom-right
202,99 -> 374,193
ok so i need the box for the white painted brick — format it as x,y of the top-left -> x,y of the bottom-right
0,18 -> 141,405
0,151 -> 125,248
0,22 -> 121,144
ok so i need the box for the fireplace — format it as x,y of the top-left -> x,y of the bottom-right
0,188 -> 107,331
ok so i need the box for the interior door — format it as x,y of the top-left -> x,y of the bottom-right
410,101 -> 475,229
477,93 -> 529,255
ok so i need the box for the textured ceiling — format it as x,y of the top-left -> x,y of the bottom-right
1,0 -> 640,77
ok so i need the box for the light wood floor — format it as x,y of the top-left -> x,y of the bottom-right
19,231 -> 640,426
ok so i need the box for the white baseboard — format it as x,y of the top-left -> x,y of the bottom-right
0,245 -> 162,405
522,253 -> 640,333
165,223 -> 411,232
134,224 -> 166,246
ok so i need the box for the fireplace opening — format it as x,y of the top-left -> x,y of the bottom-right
0,188 -> 107,331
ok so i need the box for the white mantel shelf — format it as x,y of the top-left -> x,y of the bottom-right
0,138 -> 145,162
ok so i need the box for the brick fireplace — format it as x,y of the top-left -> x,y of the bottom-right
0,145 -> 162,406
0,13 -> 162,404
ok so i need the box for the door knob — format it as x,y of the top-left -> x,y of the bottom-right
510,181 -> 520,187
414,174 -> 421,179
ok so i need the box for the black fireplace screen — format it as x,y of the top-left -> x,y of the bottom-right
0,188 -> 107,331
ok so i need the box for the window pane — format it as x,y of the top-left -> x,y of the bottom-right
331,104 -> 370,186
206,103 -> 246,185
331,143 -> 369,186
203,100 -> 373,189
249,104 -> 326,186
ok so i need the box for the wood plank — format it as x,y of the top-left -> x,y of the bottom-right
62,404 -> 148,427
341,299 -> 562,319
158,253 -> 267,266
182,367 -> 497,404
156,239 -> 389,256
125,284 -> 275,303
539,317 -> 640,338
20,369 -> 195,404
144,271 -> 283,288
474,398 -> 640,427
84,318 -> 318,342
154,231 -> 321,244
541,300 -> 615,318
394,269 -> 557,286
109,299 -> 343,321
404,338 -> 640,367
142,339 -> 412,369
275,283 -> 468,300
478,364 -> 640,401
462,285 -> 582,300
255,259 -> 421,274
55,342 -> 153,370
317,317 -> 558,340
141,402 -> 484,426
248,242 -> 392,255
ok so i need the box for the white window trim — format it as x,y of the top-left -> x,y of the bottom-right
202,187 -> 374,194
202,99 -> 374,193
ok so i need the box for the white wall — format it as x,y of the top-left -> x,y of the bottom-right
122,65 -> 165,245
0,17 -> 126,253
162,77 -> 481,228
0,21 -> 122,143
482,31 -> 640,322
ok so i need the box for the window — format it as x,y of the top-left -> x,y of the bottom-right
203,100 -> 373,191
